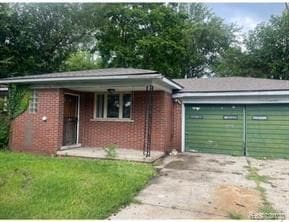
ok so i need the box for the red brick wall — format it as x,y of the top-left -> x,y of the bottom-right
171,101 -> 182,152
10,89 -> 64,154
79,91 -> 174,152
10,88 -> 182,154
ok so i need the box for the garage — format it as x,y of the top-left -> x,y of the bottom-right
184,104 -> 289,158
185,104 -> 244,156
246,104 -> 289,158
174,77 -> 289,158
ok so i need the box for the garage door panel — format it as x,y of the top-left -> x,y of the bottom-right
186,119 -> 243,125
246,115 -> 289,121
247,137 -> 289,144
246,120 -> 289,126
187,146 -> 243,156
248,142 -> 289,149
251,146 -> 289,154
246,104 -> 289,158
186,134 -> 243,142
185,104 -> 244,155
247,125 -> 289,131
246,106 -> 289,111
185,104 -> 289,158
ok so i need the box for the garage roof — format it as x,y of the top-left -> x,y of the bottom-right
174,77 -> 289,92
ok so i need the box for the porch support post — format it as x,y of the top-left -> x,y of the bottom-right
143,85 -> 154,157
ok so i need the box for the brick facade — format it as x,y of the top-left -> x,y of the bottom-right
10,89 -> 64,154
171,101 -> 182,152
79,91 -> 177,152
10,88 -> 182,154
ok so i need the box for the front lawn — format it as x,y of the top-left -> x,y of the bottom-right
0,151 -> 155,219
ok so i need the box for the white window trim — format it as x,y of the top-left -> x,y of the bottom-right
94,92 -> 132,121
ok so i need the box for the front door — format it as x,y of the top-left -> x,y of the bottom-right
63,94 -> 79,146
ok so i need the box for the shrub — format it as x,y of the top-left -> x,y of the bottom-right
104,144 -> 118,159
0,98 -> 9,149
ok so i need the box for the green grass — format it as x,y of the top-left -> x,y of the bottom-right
228,211 -> 244,219
246,159 -> 280,220
246,166 -> 269,186
0,151 -> 155,219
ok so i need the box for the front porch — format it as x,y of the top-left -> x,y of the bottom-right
56,147 -> 165,163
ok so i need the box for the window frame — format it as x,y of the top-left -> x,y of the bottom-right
29,90 -> 38,113
1,96 -> 8,112
94,92 -> 132,121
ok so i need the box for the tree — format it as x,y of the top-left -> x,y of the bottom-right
0,3 -> 96,78
95,3 -> 236,78
214,47 -> 267,78
62,50 -> 101,71
216,12 -> 289,80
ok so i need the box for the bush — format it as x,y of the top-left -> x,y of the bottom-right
0,98 -> 9,149
104,144 -> 118,159
0,115 -> 9,149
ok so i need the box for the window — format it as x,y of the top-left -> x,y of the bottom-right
0,96 -> 8,112
95,93 -> 132,119
122,94 -> 131,118
223,115 -> 238,120
252,115 -> 267,120
3,96 -> 7,112
96,94 -> 104,118
29,90 -> 38,113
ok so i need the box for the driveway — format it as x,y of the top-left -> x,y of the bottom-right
111,153 -> 289,219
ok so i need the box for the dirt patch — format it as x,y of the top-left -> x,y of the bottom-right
164,159 -> 187,170
208,159 -> 236,166
164,155 -> 199,170
212,185 -> 263,219
208,159 -> 220,163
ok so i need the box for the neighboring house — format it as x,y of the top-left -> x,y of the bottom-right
0,69 -> 288,158
0,85 -> 8,112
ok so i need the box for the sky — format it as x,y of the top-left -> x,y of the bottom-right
207,3 -> 285,34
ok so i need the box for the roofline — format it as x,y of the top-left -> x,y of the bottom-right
176,88 -> 289,93
0,74 -> 161,84
161,76 -> 183,90
0,74 -> 182,90
173,90 -> 289,98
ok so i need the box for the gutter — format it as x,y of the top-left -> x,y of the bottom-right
0,74 -> 163,84
0,74 -> 183,91
173,90 -> 289,98
161,76 -> 183,90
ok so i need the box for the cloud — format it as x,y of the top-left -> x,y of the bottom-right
229,16 -> 261,33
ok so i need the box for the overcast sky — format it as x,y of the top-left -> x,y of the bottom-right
207,3 -> 285,33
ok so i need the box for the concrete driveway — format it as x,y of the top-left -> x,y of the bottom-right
111,153 -> 289,219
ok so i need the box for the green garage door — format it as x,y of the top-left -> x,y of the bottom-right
246,104 -> 289,158
185,104 -> 244,155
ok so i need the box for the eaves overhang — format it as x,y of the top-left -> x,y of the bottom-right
173,90 -> 289,98
0,74 -> 183,91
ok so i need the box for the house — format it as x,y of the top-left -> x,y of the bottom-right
0,85 -> 8,111
0,69 -> 288,158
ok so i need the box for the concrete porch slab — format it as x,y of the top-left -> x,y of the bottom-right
56,147 -> 165,163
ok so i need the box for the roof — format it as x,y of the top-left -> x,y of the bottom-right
174,77 -> 289,93
2,68 -> 158,81
0,68 -> 182,90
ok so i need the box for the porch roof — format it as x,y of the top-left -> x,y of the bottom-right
0,86 -> 8,96
0,68 -> 183,91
